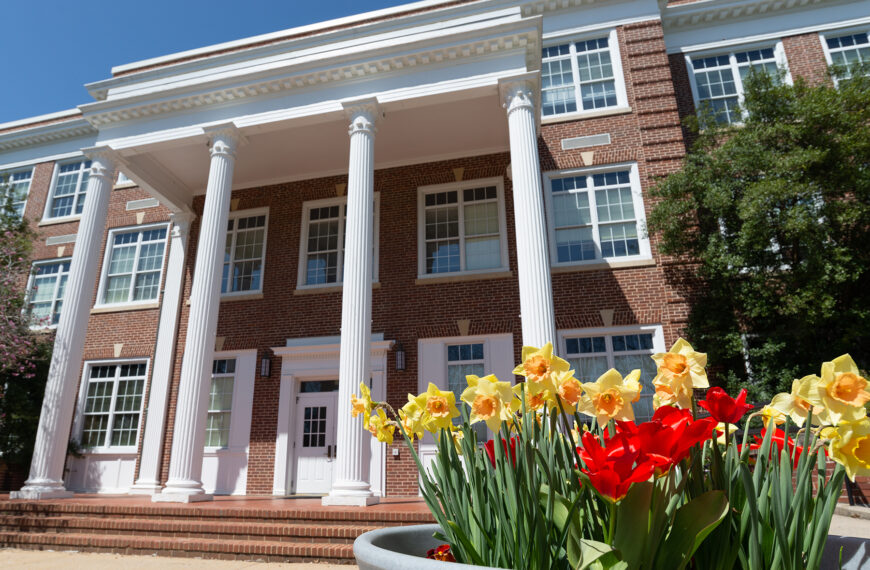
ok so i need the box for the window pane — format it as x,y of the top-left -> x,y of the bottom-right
306,252 -> 338,285
426,241 -> 460,273
464,202 -> 498,236
599,222 -> 639,258
104,275 -> 132,304
595,187 -> 635,223
465,236 -> 500,270
553,191 -> 591,228
555,227 -> 596,262
569,356 -> 610,383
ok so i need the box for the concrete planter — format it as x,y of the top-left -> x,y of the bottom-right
354,524 -> 870,570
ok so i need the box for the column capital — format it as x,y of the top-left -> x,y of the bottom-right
169,211 -> 196,239
342,97 -> 380,136
82,145 -> 118,180
202,123 -> 245,158
498,72 -> 541,116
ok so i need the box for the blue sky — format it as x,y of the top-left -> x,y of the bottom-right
0,0 -> 411,124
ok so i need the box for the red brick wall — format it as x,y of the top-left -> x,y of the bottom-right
782,32 -> 831,84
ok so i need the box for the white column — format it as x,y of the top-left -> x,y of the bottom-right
12,148 -> 116,500
130,211 -> 194,494
323,99 -> 380,507
154,125 -> 239,503
499,74 -> 557,349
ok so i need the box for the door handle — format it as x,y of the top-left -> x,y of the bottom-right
326,445 -> 333,459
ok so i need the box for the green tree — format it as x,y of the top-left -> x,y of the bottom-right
648,67 -> 870,400
0,179 -> 52,472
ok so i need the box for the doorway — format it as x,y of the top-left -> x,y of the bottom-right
293,381 -> 338,494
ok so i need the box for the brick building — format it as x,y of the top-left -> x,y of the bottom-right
2,0 -> 867,503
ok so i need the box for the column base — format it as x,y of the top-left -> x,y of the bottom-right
128,481 -> 163,495
152,491 -> 213,503
10,484 -> 74,501
322,494 -> 380,507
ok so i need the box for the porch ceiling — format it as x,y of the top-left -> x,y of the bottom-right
140,90 -> 509,197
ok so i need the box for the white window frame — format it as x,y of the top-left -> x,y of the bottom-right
416,178 -> 508,280
540,28 -> 629,121
205,357 -> 237,450
558,325 -> 665,422
685,41 -> 790,125
74,359 -> 150,454
223,207 -> 269,297
43,158 -> 91,221
25,258 -> 71,329
543,162 -> 651,268
820,27 -> 870,82
296,195 -> 379,290
2,166 -> 33,219
94,223 -> 169,309
203,350 -> 256,456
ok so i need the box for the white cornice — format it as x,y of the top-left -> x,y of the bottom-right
80,15 -> 541,129
0,117 -> 96,153
0,109 -> 82,132
662,0 -> 841,30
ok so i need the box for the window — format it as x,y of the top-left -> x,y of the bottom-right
545,165 -> 650,266
206,358 -> 235,448
27,260 -> 70,327
98,225 -> 168,305
418,179 -> 507,277
447,343 -> 489,440
541,30 -> 627,118
563,328 -> 663,422
822,31 -> 869,79
688,45 -> 785,125
47,159 -> 91,219
80,362 -> 147,448
297,197 -> 379,288
223,210 -> 267,294
2,168 -> 32,218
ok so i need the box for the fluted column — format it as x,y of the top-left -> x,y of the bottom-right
12,148 -> 116,500
154,125 -> 239,503
130,211 -> 194,494
323,99 -> 380,507
499,74 -> 557,349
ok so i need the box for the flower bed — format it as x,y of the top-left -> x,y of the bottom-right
352,340 -> 869,569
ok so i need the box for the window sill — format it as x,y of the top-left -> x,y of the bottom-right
551,258 -> 656,273
542,106 -> 632,125
220,292 -> 264,303
293,282 -> 382,296
113,181 -> 137,190
77,448 -> 138,456
91,302 -> 160,314
38,216 -> 81,227
415,270 -> 513,285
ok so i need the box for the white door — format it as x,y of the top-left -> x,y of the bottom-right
294,390 -> 338,494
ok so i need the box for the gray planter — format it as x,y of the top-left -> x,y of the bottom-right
354,524 -> 869,570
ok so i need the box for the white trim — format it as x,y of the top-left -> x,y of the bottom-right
819,25 -> 870,80
295,194 -> 380,291
416,177 -> 508,279
0,109 -> 81,132
2,165 -> 33,219
542,16 -> 660,42
540,28 -> 628,120
543,162 -> 651,269
0,151 -> 83,173
94,222 -> 170,309
222,207 -> 270,298
25,257 -> 72,330
42,157 -> 91,222
72,358 -> 152,455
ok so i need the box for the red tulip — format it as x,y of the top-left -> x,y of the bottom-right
698,387 -> 753,425
484,437 -> 517,468
578,431 -> 656,501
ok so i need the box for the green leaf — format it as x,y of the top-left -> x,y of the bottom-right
654,490 -> 729,570
576,539 -> 628,570
613,481 -> 653,568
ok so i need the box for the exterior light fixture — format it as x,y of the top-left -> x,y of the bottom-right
260,351 -> 272,378
395,342 -> 406,371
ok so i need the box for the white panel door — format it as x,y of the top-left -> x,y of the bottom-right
294,391 -> 337,494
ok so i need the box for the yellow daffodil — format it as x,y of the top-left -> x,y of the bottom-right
460,374 -> 514,433
367,408 -> 396,444
770,375 -> 824,427
398,398 -> 425,440
414,383 -> 460,433
450,425 -> 465,455
555,370 -> 584,413
513,381 -> 557,412
578,369 -> 641,425
652,338 -> 708,409
512,343 -> 570,393
351,382 -> 373,428
827,417 -> 870,480
759,404 -> 787,428
715,422 -> 739,445
817,355 -> 869,425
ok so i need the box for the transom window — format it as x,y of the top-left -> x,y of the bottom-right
447,343 -> 487,439
2,169 -> 32,219
223,212 -> 267,294
564,332 -> 658,422
689,46 -> 783,125
28,260 -> 70,327
81,362 -> 146,448
100,226 -> 167,305
546,167 -> 649,265
297,196 -> 379,288
47,159 -> 91,218
419,180 -> 507,276
824,32 -> 869,78
541,31 -> 626,117
206,358 -> 235,448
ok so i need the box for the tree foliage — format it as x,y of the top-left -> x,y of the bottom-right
648,68 -> 870,400
0,181 -> 52,466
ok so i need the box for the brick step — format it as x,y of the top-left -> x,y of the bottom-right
0,531 -> 356,563
0,501 -> 434,525
0,515 -> 378,544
